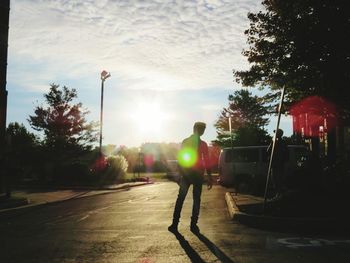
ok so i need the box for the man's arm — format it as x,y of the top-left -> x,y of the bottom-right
178,140 -> 186,176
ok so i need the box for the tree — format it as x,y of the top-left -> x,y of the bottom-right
28,84 -> 97,158
214,89 -> 271,147
234,0 -> 350,119
6,122 -> 38,149
6,122 -> 40,176
0,123 -> 39,194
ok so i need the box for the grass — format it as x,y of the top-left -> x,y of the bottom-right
124,172 -> 219,182
125,172 -> 168,181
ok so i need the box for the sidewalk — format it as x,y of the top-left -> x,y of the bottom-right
225,191 -> 350,234
0,181 -> 152,213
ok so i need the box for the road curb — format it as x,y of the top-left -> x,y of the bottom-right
0,182 -> 153,216
225,192 -> 238,219
0,197 -> 30,210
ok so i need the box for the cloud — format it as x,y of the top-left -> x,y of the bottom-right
200,104 -> 222,111
7,0 -> 268,147
9,0 -> 262,92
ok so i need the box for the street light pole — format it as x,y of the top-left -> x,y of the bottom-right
99,70 -> 111,156
228,116 -> 233,148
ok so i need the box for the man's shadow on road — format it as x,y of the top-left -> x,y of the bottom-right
169,228 -> 234,263
171,230 -> 206,262
193,230 -> 235,263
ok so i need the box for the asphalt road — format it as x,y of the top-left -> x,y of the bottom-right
1,182 -> 350,263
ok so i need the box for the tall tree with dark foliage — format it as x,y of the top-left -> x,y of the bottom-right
234,0 -> 350,119
214,89 -> 271,147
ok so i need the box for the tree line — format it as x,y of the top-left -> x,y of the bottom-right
0,84 -> 190,190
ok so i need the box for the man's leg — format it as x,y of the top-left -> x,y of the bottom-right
169,176 -> 190,231
272,166 -> 283,197
190,179 -> 203,230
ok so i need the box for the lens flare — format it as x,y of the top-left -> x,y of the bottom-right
177,147 -> 197,168
290,96 -> 338,137
91,156 -> 108,172
144,154 -> 154,168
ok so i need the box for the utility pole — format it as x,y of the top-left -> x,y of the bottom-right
0,0 -> 10,196
0,0 -> 9,148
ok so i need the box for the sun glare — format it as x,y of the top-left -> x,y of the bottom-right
131,102 -> 167,134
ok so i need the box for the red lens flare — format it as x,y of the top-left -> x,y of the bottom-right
91,155 -> 108,172
144,154 -> 154,168
290,96 -> 338,137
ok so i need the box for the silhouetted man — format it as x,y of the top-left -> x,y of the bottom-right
168,122 -> 213,233
267,128 -> 289,198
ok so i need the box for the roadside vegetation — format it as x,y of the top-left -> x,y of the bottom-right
1,85 -> 177,190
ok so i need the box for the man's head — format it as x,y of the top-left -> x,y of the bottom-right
275,129 -> 284,138
193,122 -> 206,136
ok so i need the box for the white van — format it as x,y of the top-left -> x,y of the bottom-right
218,145 -> 309,193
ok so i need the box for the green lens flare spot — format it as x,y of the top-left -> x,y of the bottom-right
178,148 -> 197,168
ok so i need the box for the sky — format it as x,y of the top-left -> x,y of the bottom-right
6,0 -> 292,147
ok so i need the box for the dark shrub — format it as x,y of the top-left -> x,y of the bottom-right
52,161 -> 92,186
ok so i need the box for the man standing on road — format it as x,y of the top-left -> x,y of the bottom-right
168,122 -> 213,233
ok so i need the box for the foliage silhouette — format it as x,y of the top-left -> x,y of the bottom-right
234,0 -> 350,118
28,84 -> 98,156
214,89 -> 271,147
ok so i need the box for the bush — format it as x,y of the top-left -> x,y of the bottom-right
95,155 -> 128,185
108,155 -> 128,177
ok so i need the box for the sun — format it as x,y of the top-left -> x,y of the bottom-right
131,101 -> 167,134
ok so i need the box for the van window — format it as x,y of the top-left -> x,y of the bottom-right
293,147 -> 309,163
264,146 -> 290,162
225,149 -> 259,163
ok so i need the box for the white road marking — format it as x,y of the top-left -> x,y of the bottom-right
77,215 -> 90,222
128,236 -> 146,239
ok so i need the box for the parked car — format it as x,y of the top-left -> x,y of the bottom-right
218,145 -> 310,193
